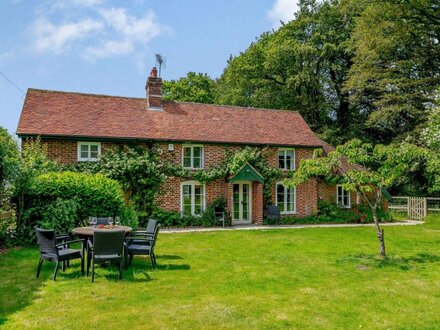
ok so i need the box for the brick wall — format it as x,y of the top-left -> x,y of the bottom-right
34,138 -> 321,222
318,180 -> 358,207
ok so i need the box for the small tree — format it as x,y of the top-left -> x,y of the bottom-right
285,139 -> 425,257
0,128 -> 19,208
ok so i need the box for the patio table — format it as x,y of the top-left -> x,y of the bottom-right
72,226 -> 132,260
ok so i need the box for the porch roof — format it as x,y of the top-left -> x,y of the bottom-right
229,163 -> 264,184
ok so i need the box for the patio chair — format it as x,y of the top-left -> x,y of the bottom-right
125,224 -> 161,270
96,217 -> 111,225
214,206 -> 225,227
87,229 -> 125,282
266,205 -> 281,224
35,227 -> 85,281
126,219 -> 158,245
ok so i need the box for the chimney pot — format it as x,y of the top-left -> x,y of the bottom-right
150,67 -> 158,78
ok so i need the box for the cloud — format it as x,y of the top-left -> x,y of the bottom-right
32,18 -> 103,54
28,2 -> 165,60
268,0 -> 300,28
84,8 -> 162,60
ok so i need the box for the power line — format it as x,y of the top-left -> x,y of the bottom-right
0,71 -> 26,97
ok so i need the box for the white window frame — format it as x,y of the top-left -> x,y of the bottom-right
336,185 -> 351,208
182,144 -> 204,169
77,142 -> 101,162
275,181 -> 296,214
278,148 -> 296,171
180,181 -> 206,216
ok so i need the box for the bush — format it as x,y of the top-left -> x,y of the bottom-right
150,197 -> 230,228
37,198 -> 79,234
119,204 -> 139,228
0,209 -> 16,248
264,200 -> 392,225
29,171 -> 125,223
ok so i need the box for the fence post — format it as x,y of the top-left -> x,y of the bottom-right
407,197 -> 410,220
424,197 -> 427,217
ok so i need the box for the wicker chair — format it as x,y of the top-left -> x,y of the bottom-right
128,219 -> 158,244
266,205 -> 281,224
35,227 -> 84,281
87,230 -> 125,282
125,224 -> 160,269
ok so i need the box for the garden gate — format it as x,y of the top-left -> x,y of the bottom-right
389,197 -> 440,221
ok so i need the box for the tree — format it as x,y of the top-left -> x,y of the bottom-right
96,146 -> 166,222
0,127 -> 19,207
216,0 -> 365,144
285,139 -> 425,257
163,72 -> 217,104
345,0 -> 440,142
421,105 -> 440,193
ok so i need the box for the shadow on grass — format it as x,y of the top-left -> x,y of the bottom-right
337,253 -> 440,271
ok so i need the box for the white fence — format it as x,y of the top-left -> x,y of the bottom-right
389,197 -> 440,220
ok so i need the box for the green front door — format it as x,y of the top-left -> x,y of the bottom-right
232,182 -> 251,224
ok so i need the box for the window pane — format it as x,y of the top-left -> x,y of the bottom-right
277,184 -> 284,211
80,145 -> 89,152
81,151 -> 89,158
193,147 -> 202,158
233,184 -> 239,219
89,145 -> 98,158
183,157 -> 192,168
278,150 -> 285,169
287,188 -> 295,212
182,185 -> 192,215
286,151 -> 294,169
193,157 -> 201,168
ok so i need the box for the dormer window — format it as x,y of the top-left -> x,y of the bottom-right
77,142 -> 101,162
278,148 -> 295,170
182,145 -> 204,169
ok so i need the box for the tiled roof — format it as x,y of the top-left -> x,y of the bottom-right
17,88 -> 324,147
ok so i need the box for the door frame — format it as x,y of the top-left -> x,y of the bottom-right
231,180 -> 252,225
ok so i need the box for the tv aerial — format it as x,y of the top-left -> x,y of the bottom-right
155,53 -> 166,77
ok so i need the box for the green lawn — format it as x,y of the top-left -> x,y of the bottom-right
2,223 -> 440,329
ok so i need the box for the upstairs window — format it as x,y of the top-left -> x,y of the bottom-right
77,142 -> 101,162
276,182 -> 296,214
181,181 -> 205,216
182,145 -> 204,169
278,149 -> 295,170
337,185 -> 351,208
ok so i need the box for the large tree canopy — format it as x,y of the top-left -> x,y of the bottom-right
163,72 -> 217,104
216,0 -> 365,144
346,0 -> 440,143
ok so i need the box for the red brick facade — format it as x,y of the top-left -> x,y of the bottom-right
33,138 -> 340,223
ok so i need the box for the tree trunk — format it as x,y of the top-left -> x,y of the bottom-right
372,207 -> 386,257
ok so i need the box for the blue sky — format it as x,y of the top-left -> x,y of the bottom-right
0,0 -> 299,136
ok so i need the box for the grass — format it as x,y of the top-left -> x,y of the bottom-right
2,220 -> 440,329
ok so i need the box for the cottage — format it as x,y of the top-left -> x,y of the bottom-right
17,67 -> 353,224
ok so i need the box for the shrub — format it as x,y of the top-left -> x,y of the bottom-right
0,209 -> 16,248
150,197 -> 230,228
37,198 -> 79,234
119,204 -> 139,228
28,171 -> 125,225
264,201 -> 392,225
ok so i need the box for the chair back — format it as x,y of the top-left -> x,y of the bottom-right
96,217 -> 110,225
93,230 -> 125,256
145,219 -> 158,235
35,227 -> 58,255
267,205 -> 281,219
151,225 -> 161,250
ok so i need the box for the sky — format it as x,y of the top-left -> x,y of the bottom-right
0,0 -> 299,136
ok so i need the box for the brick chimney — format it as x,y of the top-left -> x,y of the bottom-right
145,67 -> 163,110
